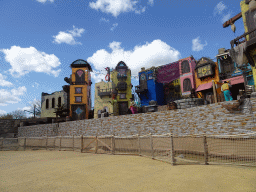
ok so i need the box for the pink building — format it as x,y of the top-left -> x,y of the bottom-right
179,56 -> 197,96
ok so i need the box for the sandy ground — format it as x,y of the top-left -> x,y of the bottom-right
0,150 -> 256,192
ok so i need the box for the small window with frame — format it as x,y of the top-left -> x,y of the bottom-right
119,93 -> 126,99
75,87 -> 82,94
75,96 -> 82,103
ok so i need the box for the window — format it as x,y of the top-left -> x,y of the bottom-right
58,97 -> 61,107
52,98 -> 55,108
183,78 -> 192,92
75,69 -> 85,84
181,60 -> 190,74
46,99 -> 49,109
119,93 -> 126,99
75,87 -> 82,94
75,96 -> 82,103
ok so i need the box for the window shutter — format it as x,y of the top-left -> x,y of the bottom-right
181,60 -> 190,74
183,78 -> 192,92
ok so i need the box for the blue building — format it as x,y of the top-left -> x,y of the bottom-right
135,67 -> 165,106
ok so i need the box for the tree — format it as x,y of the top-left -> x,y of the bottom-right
0,113 -> 13,119
24,99 -> 41,118
9,109 -> 27,119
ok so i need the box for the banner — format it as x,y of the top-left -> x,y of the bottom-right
156,62 -> 180,83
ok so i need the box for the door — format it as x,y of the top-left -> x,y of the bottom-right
118,102 -> 128,115
72,105 -> 86,120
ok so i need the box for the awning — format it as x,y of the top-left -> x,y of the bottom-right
223,75 -> 244,85
196,82 -> 213,92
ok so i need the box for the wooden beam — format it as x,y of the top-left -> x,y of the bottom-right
223,12 -> 242,28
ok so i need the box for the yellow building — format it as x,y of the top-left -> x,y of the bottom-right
94,81 -> 115,119
240,0 -> 256,89
69,59 -> 92,120
110,61 -> 132,116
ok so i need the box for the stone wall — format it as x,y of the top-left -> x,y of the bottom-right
0,119 -> 21,138
18,94 -> 256,137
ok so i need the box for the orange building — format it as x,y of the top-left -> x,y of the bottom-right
65,59 -> 93,120
195,57 -> 220,100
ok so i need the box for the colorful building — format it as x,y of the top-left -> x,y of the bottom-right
136,67 -> 165,106
156,61 -> 180,104
240,0 -> 256,89
179,56 -> 197,96
65,59 -> 93,120
195,57 -> 220,99
223,0 -> 256,89
110,61 -> 132,115
94,80 -> 115,118
215,48 -> 253,100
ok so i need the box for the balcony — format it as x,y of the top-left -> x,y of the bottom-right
98,88 -> 113,98
135,85 -> 148,99
219,72 -> 233,81
231,27 -> 256,48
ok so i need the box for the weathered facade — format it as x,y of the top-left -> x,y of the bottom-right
94,81 -> 115,118
41,91 -> 68,118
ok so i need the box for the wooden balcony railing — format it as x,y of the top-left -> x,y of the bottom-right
231,27 -> 256,48
97,88 -> 113,98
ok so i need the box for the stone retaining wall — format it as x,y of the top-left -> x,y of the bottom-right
18,93 -> 256,137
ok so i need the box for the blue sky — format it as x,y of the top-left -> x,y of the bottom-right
0,0 -> 243,116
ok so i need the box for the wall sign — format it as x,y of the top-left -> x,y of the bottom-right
197,64 -> 213,78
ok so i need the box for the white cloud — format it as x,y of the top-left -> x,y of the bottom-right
53,26 -> 85,45
32,82 -> 40,89
214,1 -> 226,16
110,23 -> 118,31
100,17 -> 110,22
87,39 -> 181,79
36,0 -> 54,3
0,73 -> 13,87
91,72 -> 107,83
148,0 -> 154,6
0,109 -> 7,115
192,37 -> 207,52
1,46 -> 61,77
89,0 -> 148,17
0,86 -> 27,106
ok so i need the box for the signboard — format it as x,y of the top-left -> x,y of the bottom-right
156,62 -> 180,83
231,68 -> 243,77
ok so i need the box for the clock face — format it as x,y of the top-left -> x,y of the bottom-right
118,69 -> 126,75
197,65 -> 213,78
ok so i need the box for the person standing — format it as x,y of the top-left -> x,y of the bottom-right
221,81 -> 233,101
129,98 -> 137,114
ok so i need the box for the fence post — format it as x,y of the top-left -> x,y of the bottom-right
81,135 -> 83,153
203,135 -> 209,165
73,135 -> 75,151
46,136 -> 48,151
95,136 -> 98,154
59,136 -> 61,151
111,135 -> 115,155
24,137 -> 26,151
169,133 -> 175,166
137,134 -> 141,155
150,133 -> 154,159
